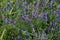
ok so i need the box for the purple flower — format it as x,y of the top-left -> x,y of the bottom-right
37,37 -> 41,40
20,0 -> 22,4
25,16 -> 29,24
43,33 -> 47,38
20,0 -> 26,14
43,12 -> 48,21
33,1 -> 36,6
19,14 -> 24,20
21,3 -> 25,9
4,18 -> 8,24
38,0 -> 42,7
32,12 -> 37,18
23,8 -> 26,14
29,3 -> 33,6
50,0 -> 53,6
45,0 -> 49,5
10,20 -> 16,25
48,27 -> 51,32
17,35 -> 20,40
53,22 -> 57,27
55,9 -> 60,15
38,12 -> 47,21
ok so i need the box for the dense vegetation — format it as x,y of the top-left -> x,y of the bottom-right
0,0 -> 60,40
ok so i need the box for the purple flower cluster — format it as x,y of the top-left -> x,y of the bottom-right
2,0 -> 60,40
10,20 -> 16,25
4,18 -> 16,25
19,14 -> 24,20
17,35 -> 20,40
38,12 -> 48,21
32,12 -> 37,18
4,18 -> 8,24
20,0 -> 26,15
25,16 -> 29,24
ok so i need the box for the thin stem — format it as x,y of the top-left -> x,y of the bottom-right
0,28 -> 6,40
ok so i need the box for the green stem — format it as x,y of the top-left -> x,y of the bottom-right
0,28 -> 6,40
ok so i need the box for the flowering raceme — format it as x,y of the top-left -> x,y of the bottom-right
4,18 -> 8,24
25,16 -> 29,24
10,20 -> 16,25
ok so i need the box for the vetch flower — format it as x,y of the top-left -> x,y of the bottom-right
48,27 -> 51,32
45,0 -> 49,5
20,0 -> 22,4
20,0 -> 26,14
53,22 -> 57,27
55,10 -> 60,22
37,37 -> 41,40
19,14 -> 24,20
38,0 -> 42,7
43,12 -> 48,21
50,0 -> 53,6
33,1 -> 36,6
17,35 -> 20,40
25,16 -> 29,24
22,3 -> 26,15
32,12 -> 37,18
4,18 -> 8,24
23,8 -> 26,15
29,3 -> 33,6
55,9 -> 60,15
10,20 -> 16,25
21,3 -> 25,9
